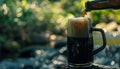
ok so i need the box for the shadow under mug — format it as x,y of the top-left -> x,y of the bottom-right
67,17 -> 106,68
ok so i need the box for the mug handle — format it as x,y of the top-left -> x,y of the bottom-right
92,28 -> 106,56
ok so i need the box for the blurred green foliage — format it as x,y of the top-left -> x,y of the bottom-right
0,0 -> 120,59
91,10 -> 120,26
0,0 -> 86,59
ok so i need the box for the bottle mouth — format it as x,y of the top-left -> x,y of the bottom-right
85,1 -> 91,11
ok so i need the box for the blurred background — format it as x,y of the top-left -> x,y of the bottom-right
0,0 -> 120,69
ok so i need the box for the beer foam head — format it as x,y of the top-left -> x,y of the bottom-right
67,17 -> 90,38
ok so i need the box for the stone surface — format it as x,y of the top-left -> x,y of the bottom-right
0,45 -> 120,69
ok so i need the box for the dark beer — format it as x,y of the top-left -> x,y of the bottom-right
67,36 -> 93,64
67,17 -> 93,67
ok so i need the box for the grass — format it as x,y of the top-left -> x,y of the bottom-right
94,39 -> 120,46
93,33 -> 120,46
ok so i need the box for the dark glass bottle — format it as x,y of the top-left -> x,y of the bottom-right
85,0 -> 120,11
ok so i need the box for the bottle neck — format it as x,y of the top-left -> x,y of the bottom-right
85,0 -> 120,11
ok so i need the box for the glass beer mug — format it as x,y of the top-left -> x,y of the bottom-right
67,17 -> 106,68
